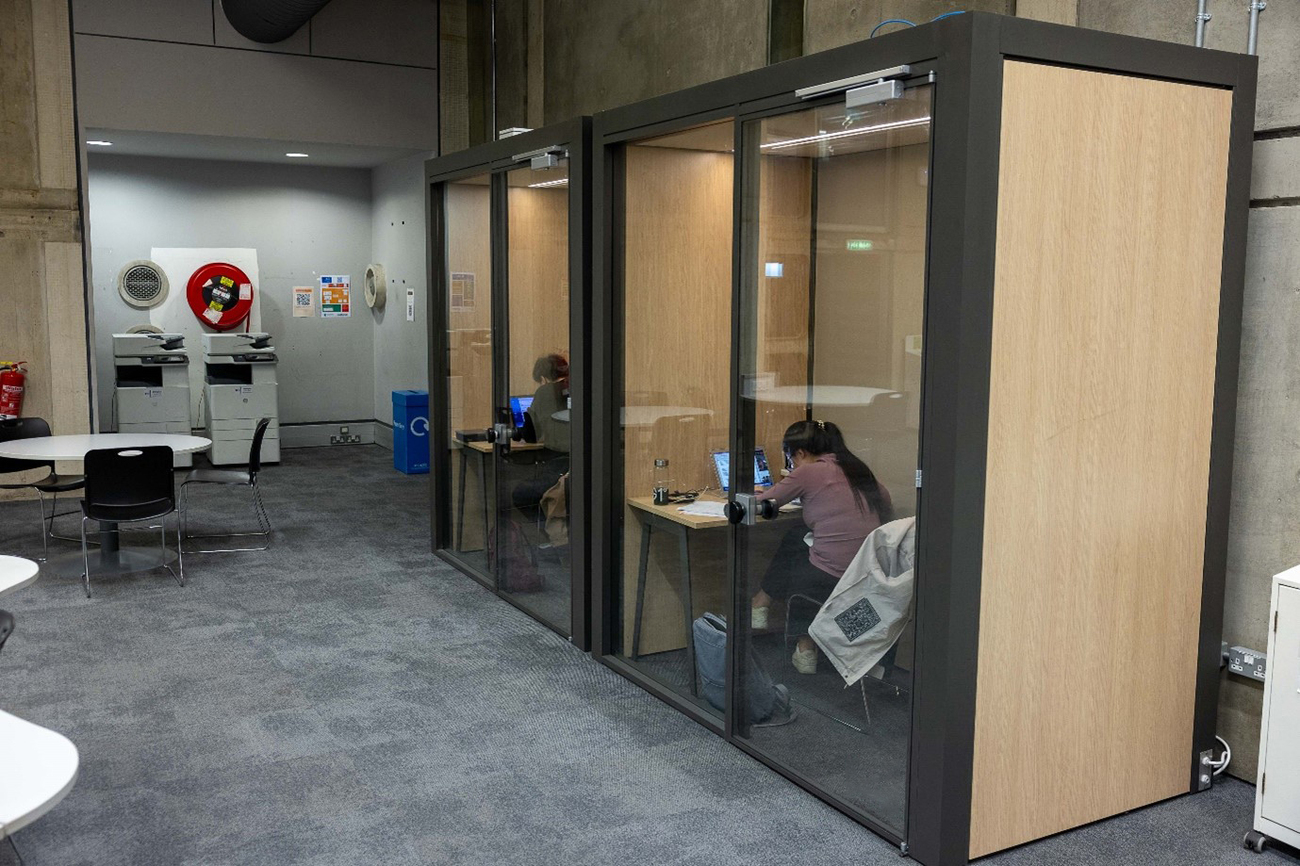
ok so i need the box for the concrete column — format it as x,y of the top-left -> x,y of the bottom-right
0,0 -> 92,496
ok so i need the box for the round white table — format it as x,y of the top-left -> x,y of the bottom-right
0,709 -> 79,838
0,434 -> 210,578
740,384 -> 899,406
0,556 -> 39,598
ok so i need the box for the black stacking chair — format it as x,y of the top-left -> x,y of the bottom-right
80,446 -> 183,597
180,417 -> 272,553
0,417 -> 85,561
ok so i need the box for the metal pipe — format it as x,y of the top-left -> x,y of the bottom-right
1195,0 -> 1210,48
1248,0 -> 1266,55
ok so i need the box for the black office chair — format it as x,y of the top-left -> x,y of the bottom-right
179,417 -> 272,553
80,445 -> 184,597
0,417 -> 85,561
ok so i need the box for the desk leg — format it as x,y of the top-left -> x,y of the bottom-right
631,521 -> 652,661
678,527 -> 697,696
455,448 -> 468,552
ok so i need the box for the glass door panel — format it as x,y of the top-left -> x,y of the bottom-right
498,162 -> 572,633
735,85 -> 932,835
445,173 -> 496,579
614,119 -> 735,714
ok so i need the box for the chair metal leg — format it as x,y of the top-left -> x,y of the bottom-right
35,490 -> 48,562
183,481 -> 271,553
80,515 -> 91,598
161,513 -> 183,588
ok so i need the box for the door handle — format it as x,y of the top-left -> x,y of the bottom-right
724,500 -> 746,525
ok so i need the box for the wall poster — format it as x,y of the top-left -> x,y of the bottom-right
292,286 -> 315,318
451,272 -> 475,310
320,275 -> 351,318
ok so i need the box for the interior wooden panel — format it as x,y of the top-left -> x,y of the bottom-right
811,142 -> 929,517
970,60 -> 1233,858
754,154 -> 812,463
445,180 -> 493,551
445,180 -> 493,436
621,143 -> 733,654
506,185 -> 569,395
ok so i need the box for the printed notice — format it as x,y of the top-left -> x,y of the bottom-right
292,286 -> 315,318
320,275 -> 351,318
450,272 -> 475,310
406,287 -> 416,322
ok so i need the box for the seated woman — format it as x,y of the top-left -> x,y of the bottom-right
511,353 -> 571,513
751,419 -> 892,674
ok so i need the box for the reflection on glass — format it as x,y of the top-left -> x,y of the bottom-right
498,163 -> 573,634
738,87 -> 932,836
616,120 -> 735,714
445,173 -> 494,577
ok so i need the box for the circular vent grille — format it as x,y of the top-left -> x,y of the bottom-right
127,323 -> 163,335
117,260 -> 169,309
364,263 -> 387,309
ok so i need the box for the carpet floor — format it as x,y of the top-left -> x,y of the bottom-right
0,445 -> 1291,865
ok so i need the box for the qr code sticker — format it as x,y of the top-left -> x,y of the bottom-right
835,598 -> 881,642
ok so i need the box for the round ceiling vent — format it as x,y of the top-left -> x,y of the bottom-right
364,263 -> 387,309
117,260 -> 169,309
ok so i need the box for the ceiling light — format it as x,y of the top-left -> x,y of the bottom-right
86,140 -> 113,146
285,152 -> 310,158
760,116 -> 931,151
528,178 -> 568,189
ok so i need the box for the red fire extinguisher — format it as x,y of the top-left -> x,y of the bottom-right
0,361 -> 27,418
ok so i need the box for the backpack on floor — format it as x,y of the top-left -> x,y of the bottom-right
693,612 -> 795,726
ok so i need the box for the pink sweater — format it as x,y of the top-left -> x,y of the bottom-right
765,454 -> 891,578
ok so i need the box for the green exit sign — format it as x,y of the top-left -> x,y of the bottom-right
846,239 -> 874,251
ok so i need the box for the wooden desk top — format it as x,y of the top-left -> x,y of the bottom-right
627,495 -> 800,530
459,440 -> 547,454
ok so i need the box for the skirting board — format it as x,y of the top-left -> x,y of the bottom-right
279,421 -> 377,449
374,421 -> 394,450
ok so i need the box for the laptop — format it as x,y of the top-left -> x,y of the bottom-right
712,448 -> 774,494
509,395 -> 534,428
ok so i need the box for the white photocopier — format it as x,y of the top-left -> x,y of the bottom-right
201,332 -> 280,466
112,332 -> 193,467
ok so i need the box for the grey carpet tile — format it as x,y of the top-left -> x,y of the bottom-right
0,445 -> 1285,866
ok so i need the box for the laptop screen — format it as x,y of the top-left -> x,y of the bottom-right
509,395 -> 534,428
712,449 -> 773,493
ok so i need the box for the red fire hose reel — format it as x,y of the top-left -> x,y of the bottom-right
186,262 -> 254,331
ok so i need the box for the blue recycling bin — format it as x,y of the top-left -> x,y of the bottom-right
392,390 -> 429,474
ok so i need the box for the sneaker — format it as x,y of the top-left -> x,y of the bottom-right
792,644 -> 817,675
751,605 -> 769,630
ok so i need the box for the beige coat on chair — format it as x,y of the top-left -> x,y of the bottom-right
809,517 -> 916,686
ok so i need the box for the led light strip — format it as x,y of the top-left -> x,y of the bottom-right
528,178 -> 569,188
760,116 -> 931,151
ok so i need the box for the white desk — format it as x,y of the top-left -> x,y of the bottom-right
741,384 -> 899,406
0,709 -> 79,839
0,433 -> 211,462
0,434 -> 210,578
0,557 -> 38,597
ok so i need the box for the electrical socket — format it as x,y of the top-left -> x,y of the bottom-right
329,434 -> 362,445
1227,645 -> 1267,682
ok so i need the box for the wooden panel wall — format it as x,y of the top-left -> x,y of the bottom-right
445,181 -> 493,436
811,142 -> 929,516
754,155 -> 812,464
970,61 -> 1233,857
506,186 -> 569,395
1,0 -> 90,498
621,145 -> 733,653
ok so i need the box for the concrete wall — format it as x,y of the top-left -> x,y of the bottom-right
71,0 -> 438,151
1073,0 -> 1299,788
803,0 -> 1013,53
86,155 -> 375,427
371,153 -> 434,431
540,0 -> 768,121
0,0 -> 91,477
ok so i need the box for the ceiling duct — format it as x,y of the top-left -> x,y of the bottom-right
221,0 -> 334,43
